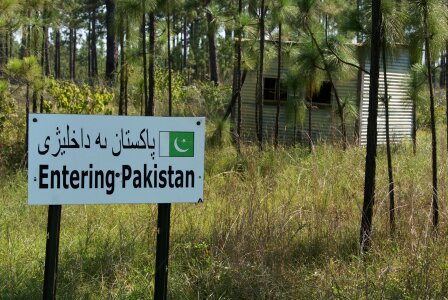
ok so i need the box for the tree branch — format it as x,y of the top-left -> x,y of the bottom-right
325,15 -> 370,75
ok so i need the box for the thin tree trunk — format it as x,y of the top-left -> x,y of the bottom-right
106,0 -> 117,82
423,0 -> 438,234
168,11 -> 173,116
32,90 -> 37,113
257,1 -> 265,150
119,26 -> 126,115
274,23 -> 282,148
206,1 -> 219,85
255,67 -> 259,143
146,12 -> 155,116
237,0 -> 242,151
412,93 -> 417,155
73,29 -> 77,81
88,18 -> 92,79
124,19 -> 129,115
25,83 -> 29,156
3,32 -> 8,63
221,69 -> 248,122
293,92 -> 297,145
141,11 -> 148,115
91,9 -> 98,80
360,0 -> 381,252
43,26 -> 50,76
308,97 -> 312,152
0,34 -> 5,69
69,28 -> 74,80
172,13 -> 177,71
40,26 -> 46,113
183,17 -> 187,71
445,42 -> 448,155
382,42 -> 395,236
54,29 -> 61,79
9,30 -> 13,58
190,20 -> 200,79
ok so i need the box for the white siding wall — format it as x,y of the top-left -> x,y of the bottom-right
240,59 -> 297,144
239,59 -> 359,144
360,48 -> 412,145
237,46 -> 412,146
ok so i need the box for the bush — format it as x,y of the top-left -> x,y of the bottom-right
0,80 -> 26,168
46,79 -> 115,115
153,67 -> 231,118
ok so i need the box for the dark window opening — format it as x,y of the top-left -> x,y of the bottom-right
264,78 -> 287,104
311,81 -> 332,104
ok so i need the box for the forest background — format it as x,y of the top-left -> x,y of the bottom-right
1,0 -> 448,298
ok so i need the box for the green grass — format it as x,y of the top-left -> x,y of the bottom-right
1,129 -> 448,299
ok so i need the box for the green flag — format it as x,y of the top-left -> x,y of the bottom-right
159,131 -> 195,157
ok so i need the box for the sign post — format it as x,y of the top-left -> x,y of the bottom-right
42,205 -> 61,299
154,203 -> 171,300
28,114 -> 205,298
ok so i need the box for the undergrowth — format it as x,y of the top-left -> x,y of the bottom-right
0,129 -> 447,299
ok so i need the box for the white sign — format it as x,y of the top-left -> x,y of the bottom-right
28,113 -> 205,205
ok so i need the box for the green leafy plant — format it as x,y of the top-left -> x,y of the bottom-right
46,79 -> 115,114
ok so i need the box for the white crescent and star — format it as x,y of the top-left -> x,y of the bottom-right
174,137 -> 189,153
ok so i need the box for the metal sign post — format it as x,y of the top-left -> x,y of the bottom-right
42,205 -> 62,299
154,203 -> 171,300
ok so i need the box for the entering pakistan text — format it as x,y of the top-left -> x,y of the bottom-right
38,164 -> 196,195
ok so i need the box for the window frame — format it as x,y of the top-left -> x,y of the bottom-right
308,81 -> 332,106
263,77 -> 288,106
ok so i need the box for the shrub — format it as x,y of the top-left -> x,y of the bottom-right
46,79 -> 115,115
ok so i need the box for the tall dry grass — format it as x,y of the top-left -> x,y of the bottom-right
0,129 -> 447,299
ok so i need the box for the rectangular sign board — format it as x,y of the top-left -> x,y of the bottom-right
28,113 -> 205,205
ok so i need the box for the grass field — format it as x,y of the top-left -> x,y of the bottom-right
1,128 -> 448,299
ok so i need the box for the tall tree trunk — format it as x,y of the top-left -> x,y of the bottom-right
141,11 -> 148,115
382,42 -> 395,236
73,29 -> 77,80
106,0 -> 117,82
3,32 -> 8,63
0,35 -> 5,70
32,89 -> 37,113
54,29 -> 61,79
43,26 -> 50,76
256,1 -> 265,150
237,0 -> 242,151
69,28 -> 77,81
190,20 -> 200,80
360,0 -> 381,252
293,92 -> 297,145
88,18 -> 92,79
91,9 -> 98,80
206,1 -> 218,85
274,23 -> 282,148
25,83 -> 29,156
9,30 -> 13,58
146,12 -> 156,116
69,28 -> 74,80
423,0 -> 438,234
308,95 -> 312,152
445,43 -> 448,155
119,26 -> 126,115
124,19 -> 130,115
40,26 -> 46,113
412,91 -> 417,155
168,10 -> 173,116
183,17 -> 187,71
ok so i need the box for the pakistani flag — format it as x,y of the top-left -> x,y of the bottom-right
159,131 -> 194,157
